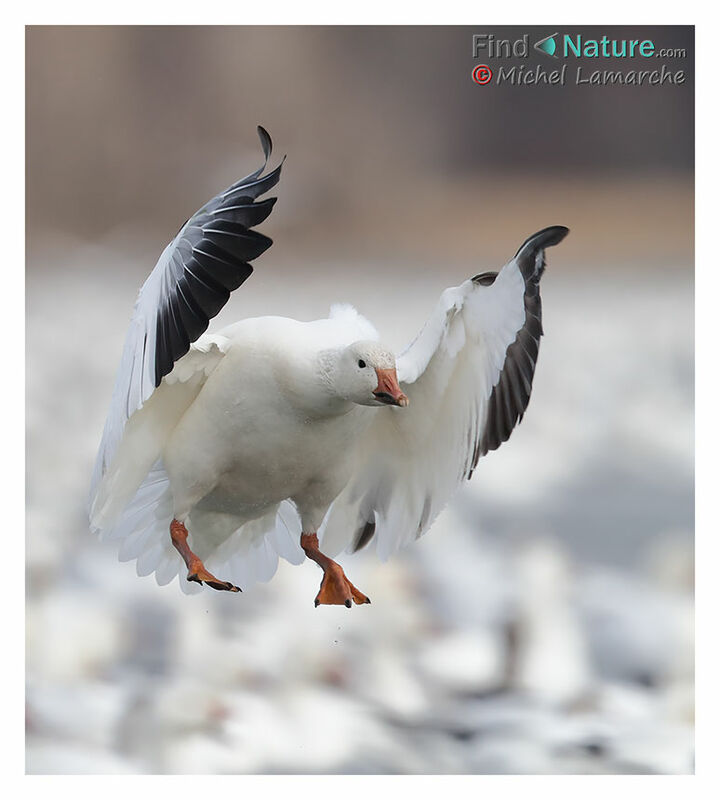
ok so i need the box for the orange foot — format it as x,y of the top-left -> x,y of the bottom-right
301,532 -> 371,608
170,519 -> 241,593
187,560 -> 241,593
315,563 -> 370,607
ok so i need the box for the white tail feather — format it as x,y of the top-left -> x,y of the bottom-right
98,461 -> 305,592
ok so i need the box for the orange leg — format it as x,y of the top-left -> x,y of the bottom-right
301,533 -> 370,608
170,519 -> 241,593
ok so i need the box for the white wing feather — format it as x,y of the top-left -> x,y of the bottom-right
90,334 -> 230,531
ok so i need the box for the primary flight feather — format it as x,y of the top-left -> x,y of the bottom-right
89,127 -> 569,607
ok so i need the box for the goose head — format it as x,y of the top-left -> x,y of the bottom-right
328,340 -> 409,408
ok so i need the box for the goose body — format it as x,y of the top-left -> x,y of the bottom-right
89,128 -> 569,604
165,312 -> 380,538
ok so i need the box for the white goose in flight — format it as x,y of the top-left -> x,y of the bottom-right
89,127 -> 569,608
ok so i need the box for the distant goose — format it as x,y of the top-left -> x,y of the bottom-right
89,127 -> 568,607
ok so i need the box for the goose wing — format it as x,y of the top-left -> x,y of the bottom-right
320,226 -> 569,560
90,126 -> 283,505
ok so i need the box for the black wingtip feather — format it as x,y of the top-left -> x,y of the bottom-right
476,225 -> 569,461
257,125 -> 272,161
514,225 -> 569,260
352,520 -> 377,553
152,129 -> 283,386
472,271 -> 498,286
210,197 -> 277,228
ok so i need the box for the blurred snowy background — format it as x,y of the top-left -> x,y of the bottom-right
26,26 -> 694,774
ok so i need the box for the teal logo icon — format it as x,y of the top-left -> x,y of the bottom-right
534,33 -> 558,58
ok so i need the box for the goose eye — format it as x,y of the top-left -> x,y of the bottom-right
358,359 -> 366,369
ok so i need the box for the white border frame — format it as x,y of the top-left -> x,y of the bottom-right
12,4 -> 713,796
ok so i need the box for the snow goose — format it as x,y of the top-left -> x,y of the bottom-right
89,127 -> 569,607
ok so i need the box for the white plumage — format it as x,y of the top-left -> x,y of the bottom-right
89,127 -> 568,602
